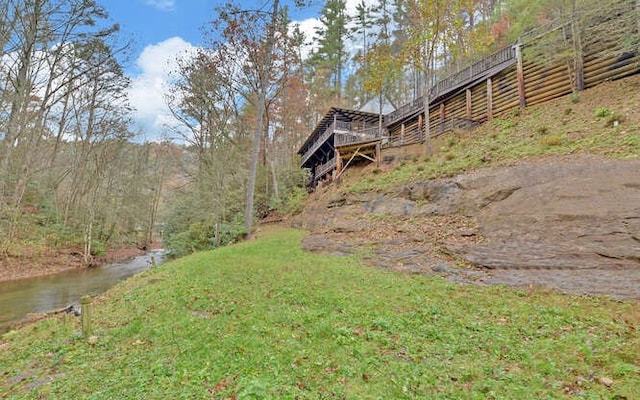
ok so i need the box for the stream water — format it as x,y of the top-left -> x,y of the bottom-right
0,249 -> 165,334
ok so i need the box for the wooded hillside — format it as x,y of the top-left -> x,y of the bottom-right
1,0 -> 638,266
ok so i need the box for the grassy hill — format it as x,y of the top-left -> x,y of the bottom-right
1,227 -> 638,399
340,75 -> 639,193
1,76 -> 640,399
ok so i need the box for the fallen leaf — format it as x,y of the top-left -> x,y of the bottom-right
209,374 -> 236,394
598,377 -> 614,387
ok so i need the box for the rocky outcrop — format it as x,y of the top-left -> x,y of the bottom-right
293,155 -> 640,300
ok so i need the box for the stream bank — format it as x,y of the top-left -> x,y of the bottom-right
0,245 -> 159,283
0,249 -> 165,334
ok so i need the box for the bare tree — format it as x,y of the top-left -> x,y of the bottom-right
402,0 -> 473,155
201,1 -> 297,234
0,0 -> 126,255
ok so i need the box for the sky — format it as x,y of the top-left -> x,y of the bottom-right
102,0 -> 370,141
102,0 -> 321,140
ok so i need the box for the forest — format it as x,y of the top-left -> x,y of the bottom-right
0,0 -> 638,265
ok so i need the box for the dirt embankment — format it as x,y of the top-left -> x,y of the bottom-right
293,155 -> 640,300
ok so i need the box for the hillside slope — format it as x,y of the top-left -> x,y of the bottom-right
293,75 -> 640,300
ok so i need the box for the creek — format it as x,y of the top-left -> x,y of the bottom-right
0,249 -> 165,334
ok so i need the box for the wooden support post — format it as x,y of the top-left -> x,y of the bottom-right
400,123 -> 405,145
335,150 -> 342,184
418,114 -> 423,141
81,295 -> 92,337
375,142 -> 381,167
439,103 -> 446,134
486,77 -> 493,122
466,88 -> 472,120
515,43 -> 527,109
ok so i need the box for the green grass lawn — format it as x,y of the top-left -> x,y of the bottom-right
1,228 -> 638,399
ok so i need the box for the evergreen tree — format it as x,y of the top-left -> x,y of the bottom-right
310,0 -> 349,100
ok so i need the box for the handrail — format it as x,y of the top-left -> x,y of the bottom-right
314,157 -> 336,180
335,126 -> 382,147
334,120 -> 351,132
431,46 -> 516,99
385,97 -> 424,127
300,124 -> 335,166
385,46 -> 516,128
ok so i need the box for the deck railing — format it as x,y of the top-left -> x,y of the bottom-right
314,157 -> 336,181
302,121 -> 385,166
300,124 -> 335,166
432,46 -> 516,99
334,120 -> 352,132
385,46 -> 516,127
334,125 -> 383,147
385,97 -> 424,127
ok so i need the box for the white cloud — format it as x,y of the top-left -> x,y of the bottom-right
289,17 -> 321,59
128,37 -> 195,140
144,0 -> 175,11
289,0 -> 383,61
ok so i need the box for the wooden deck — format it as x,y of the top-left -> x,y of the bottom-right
385,46 -> 516,127
302,0 -> 639,187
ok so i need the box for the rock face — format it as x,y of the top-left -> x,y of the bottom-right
455,157 -> 640,270
293,155 -> 640,300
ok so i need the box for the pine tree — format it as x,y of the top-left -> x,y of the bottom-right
310,0 -> 349,100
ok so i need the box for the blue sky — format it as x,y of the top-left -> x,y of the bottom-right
105,1 -> 322,54
100,0 -> 361,140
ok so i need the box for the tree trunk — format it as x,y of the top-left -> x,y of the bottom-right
423,69 -> 432,156
84,209 -> 94,266
270,159 -> 279,203
571,0 -> 584,91
244,0 -> 279,234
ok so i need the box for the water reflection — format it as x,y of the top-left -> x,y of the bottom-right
0,249 -> 165,334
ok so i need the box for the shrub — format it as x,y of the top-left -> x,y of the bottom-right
536,126 -> 549,135
278,186 -> 308,215
446,135 -> 458,148
165,219 -> 247,258
605,113 -> 626,127
492,118 -> 516,129
594,107 -> 613,118
538,134 -> 564,147
90,239 -> 106,256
